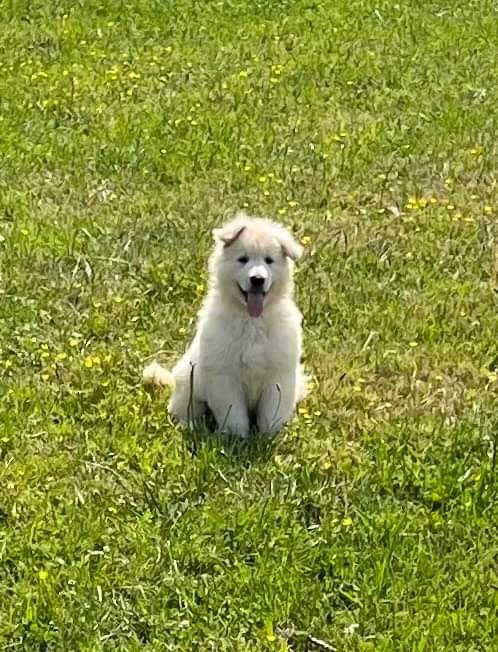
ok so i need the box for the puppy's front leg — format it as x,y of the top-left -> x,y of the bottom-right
206,378 -> 249,438
257,376 -> 296,435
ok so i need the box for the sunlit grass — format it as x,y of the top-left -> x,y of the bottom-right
1,0 -> 497,649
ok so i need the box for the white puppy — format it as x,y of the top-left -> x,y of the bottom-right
143,213 -> 306,437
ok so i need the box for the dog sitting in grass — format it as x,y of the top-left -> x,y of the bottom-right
144,212 -> 306,437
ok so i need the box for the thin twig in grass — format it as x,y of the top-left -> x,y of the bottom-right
220,403 -> 233,432
307,635 -> 337,651
276,627 -> 337,652
187,362 -> 196,429
269,382 -> 283,433
361,330 -> 377,353
85,461 -> 133,495
92,255 -> 132,266
142,479 -> 162,514
329,372 -> 347,400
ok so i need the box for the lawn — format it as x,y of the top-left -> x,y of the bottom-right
1,0 -> 497,649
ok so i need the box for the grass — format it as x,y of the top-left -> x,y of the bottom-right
1,0 -> 498,648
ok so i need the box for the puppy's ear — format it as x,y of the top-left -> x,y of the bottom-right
212,222 -> 246,247
277,227 -> 303,261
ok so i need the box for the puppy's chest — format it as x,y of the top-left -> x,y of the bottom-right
237,322 -> 271,375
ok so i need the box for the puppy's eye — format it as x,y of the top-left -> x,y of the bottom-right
265,256 -> 274,264
237,255 -> 249,264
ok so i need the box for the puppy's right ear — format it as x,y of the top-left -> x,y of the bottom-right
212,222 -> 246,247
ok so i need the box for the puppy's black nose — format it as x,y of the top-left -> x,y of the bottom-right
249,275 -> 265,289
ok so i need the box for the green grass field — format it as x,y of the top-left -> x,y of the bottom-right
1,0 -> 498,649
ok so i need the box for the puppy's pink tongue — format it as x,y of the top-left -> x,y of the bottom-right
247,291 -> 264,318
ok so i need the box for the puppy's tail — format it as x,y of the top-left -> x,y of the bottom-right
142,361 -> 175,388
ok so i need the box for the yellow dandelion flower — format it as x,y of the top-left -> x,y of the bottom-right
83,356 -> 94,369
301,235 -> 311,245
38,570 -> 48,581
41,374 -> 49,381
69,338 -> 79,347
342,517 -> 353,528
484,206 -> 492,215
55,352 -> 67,361
258,176 -> 267,183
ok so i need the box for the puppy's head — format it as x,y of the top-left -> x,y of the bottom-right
210,212 -> 302,318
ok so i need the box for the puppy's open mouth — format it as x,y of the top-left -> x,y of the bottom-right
238,284 -> 266,318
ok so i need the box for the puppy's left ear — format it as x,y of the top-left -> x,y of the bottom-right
278,227 -> 303,261
213,222 -> 246,247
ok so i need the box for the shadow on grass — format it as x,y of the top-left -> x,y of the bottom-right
181,418 -> 278,465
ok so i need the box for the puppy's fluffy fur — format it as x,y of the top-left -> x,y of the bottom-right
144,213 -> 306,437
